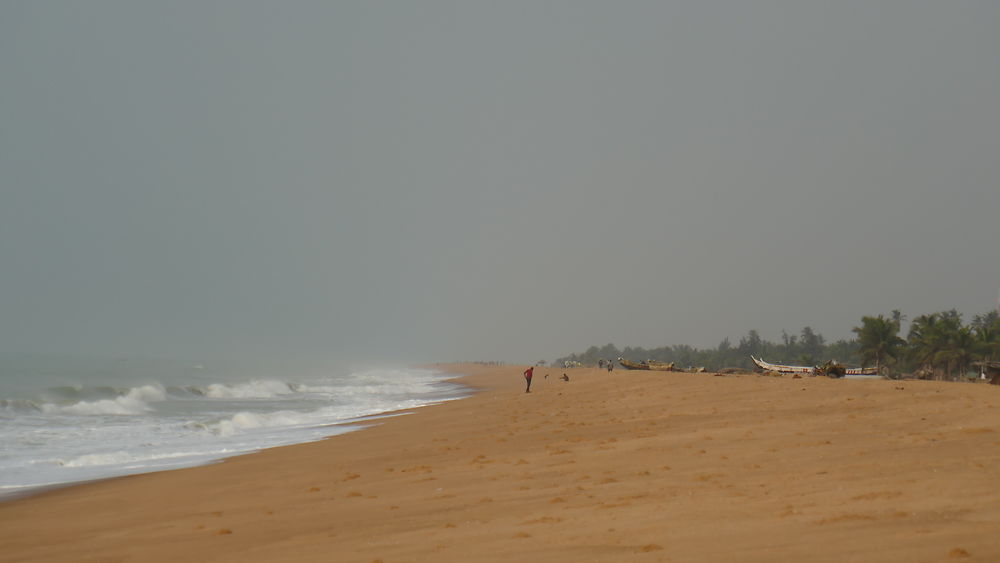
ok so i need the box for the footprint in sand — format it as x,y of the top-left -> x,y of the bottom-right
401,465 -> 434,474
851,491 -> 902,501
814,513 -> 878,525
521,516 -> 563,524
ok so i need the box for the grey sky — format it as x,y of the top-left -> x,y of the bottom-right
2,1 -> 998,364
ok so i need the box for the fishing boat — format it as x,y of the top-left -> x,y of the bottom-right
616,357 -> 650,370
751,356 -> 878,377
750,356 -> 814,375
645,360 -> 677,372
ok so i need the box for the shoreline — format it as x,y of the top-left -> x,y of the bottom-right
3,363 -> 1000,562
0,366 -> 470,503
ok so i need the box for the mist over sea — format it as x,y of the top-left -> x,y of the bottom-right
0,355 -> 468,499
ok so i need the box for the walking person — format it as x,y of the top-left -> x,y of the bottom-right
523,366 -> 534,393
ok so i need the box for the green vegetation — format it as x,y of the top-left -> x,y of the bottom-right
852,311 -> 905,373
554,309 -> 1000,381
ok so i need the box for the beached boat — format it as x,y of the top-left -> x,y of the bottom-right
751,356 -> 878,377
645,360 -> 677,372
617,358 -> 705,373
750,356 -> 814,375
616,358 -> 650,370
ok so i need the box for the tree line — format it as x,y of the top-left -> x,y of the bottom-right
553,309 -> 1000,381
855,309 -> 1000,380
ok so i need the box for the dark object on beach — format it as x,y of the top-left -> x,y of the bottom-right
560,374 -> 570,382
817,361 -> 847,379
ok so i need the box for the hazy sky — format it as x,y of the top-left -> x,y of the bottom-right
2,1 -> 998,364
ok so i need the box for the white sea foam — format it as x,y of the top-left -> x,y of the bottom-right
39,384 -> 166,416
202,379 -> 294,399
60,449 -> 219,468
211,410 -> 310,436
0,365 -> 468,498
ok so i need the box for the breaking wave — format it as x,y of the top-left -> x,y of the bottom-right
198,380 -> 295,399
1,365 -> 468,498
39,384 -> 166,416
208,410 -> 317,436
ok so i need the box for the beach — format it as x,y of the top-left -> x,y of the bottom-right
2,363 -> 1000,562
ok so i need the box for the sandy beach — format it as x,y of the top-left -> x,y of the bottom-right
2,363 -> 1000,562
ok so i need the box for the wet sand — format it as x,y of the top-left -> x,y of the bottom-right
2,363 -> 1000,562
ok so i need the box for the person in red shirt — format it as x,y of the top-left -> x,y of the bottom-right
523,366 -> 534,393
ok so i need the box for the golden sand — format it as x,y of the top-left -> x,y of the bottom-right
2,364 -> 1000,562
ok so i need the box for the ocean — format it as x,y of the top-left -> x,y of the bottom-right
0,356 -> 468,499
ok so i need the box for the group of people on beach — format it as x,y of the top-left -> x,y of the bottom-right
522,366 -> 574,392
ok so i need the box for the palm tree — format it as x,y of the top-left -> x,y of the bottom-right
908,313 -> 944,378
942,326 -> 976,380
972,311 -> 1000,364
935,311 -> 968,380
908,310 -> 975,380
852,315 -> 904,374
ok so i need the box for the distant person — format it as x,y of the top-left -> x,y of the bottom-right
607,361 -> 614,373
523,366 -> 534,393
560,373 -> 570,382
598,359 -> 605,369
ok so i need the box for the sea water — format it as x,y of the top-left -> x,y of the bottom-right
0,356 -> 468,499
